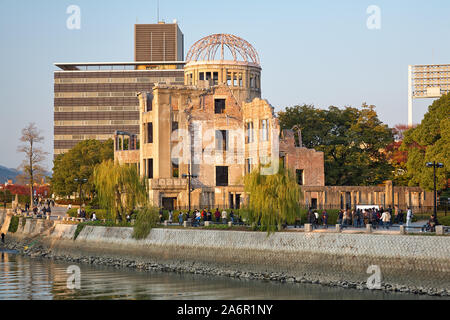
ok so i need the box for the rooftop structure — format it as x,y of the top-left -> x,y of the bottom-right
134,22 -> 184,62
186,34 -> 260,66
408,64 -> 450,126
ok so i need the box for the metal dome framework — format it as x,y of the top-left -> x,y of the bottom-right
186,34 -> 260,66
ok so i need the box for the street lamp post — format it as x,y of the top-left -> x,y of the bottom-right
182,164 -> 198,214
74,178 -> 88,209
426,162 -> 444,217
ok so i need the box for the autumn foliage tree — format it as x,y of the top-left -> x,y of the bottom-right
385,124 -> 411,186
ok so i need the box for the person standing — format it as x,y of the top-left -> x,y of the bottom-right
221,209 -> 228,224
313,211 -> 319,229
338,210 -> 344,226
322,210 -> 328,229
398,209 -> 404,225
178,212 -> 184,225
381,210 -> 391,229
214,208 -> 220,222
406,207 -> 413,228
207,210 -> 212,222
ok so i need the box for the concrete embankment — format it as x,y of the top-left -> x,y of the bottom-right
3,215 -> 450,297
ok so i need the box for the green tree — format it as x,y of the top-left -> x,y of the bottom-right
51,139 -> 114,199
278,104 -> 394,186
401,93 -> 450,191
242,166 -> 301,233
93,160 -> 147,221
132,206 -> 159,239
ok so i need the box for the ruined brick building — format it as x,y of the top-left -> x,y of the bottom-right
115,34 -> 325,210
110,29 -> 433,212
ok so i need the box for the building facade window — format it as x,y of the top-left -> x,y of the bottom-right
246,158 -> 253,174
216,166 -> 229,186
214,99 -> 226,114
172,159 -> 179,178
246,122 -> 254,143
147,159 -> 153,179
147,122 -> 153,143
296,169 -> 304,186
215,130 -> 228,151
146,93 -> 152,112
261,119 -> 269,141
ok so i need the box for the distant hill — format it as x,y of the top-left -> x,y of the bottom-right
0,165 -> 20,183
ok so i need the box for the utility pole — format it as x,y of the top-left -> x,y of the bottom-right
182,163 -> 198,213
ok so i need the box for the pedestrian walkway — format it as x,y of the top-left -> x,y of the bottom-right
286,220 -> 430,234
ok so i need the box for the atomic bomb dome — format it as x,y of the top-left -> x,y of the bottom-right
184,34 -> 262,103
186,34 -> 260,66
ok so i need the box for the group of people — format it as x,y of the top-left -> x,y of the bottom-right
159,208 -> 242,227
71,204 -> 97,221
21,198 -> 55,218
306,206 -> 416,230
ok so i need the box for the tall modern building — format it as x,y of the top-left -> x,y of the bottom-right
135,22 -> 184,62
53,22 -> 185,156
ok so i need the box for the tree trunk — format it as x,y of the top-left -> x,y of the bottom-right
29,144 -> 33,208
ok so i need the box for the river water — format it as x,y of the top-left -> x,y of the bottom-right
0,250 -> 445,300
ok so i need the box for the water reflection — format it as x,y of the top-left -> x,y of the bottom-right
0,251 -> 446,300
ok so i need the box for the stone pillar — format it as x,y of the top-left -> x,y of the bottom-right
228,221 -> 233,227
305,224 -> 313,232
204,221 -> 211,227
335,224 -> 342,233
366,224 -> 373,233
399,225 -> 406,235
183,221 -> 191,228
436,225 -> 445,235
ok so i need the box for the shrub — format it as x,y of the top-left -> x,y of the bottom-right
133,206 -> 159,240
8,216 -> 20,233
439,216 -> 450,226
67,207 -> 108,220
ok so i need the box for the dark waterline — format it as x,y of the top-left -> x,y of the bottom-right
0,251 -> 446,300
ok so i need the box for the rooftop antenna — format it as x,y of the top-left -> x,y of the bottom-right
157,0 -> 160,22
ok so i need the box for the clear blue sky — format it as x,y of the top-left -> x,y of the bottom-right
0,0 -> 449,170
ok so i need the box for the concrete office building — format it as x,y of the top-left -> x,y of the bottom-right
53,22 -> 185,156
135,22 -> 184,62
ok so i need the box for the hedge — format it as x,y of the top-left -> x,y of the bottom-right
67,207 -> 108,220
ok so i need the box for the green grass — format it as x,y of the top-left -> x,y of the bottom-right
8,216 -> 20,233
73,223 -> 85,240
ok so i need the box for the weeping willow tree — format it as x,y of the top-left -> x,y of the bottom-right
242,165 -> 302,233
93,160 -> 148,221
